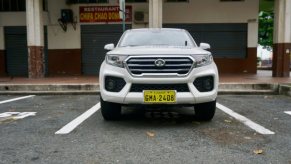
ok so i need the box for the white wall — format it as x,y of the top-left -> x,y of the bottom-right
47,0 -> 259,49
0,0 -> 259,49
0,12 -> 27,26
0,12 -> 49,48
163,0 -> 258,23
47,26 -> 81,49
131,3 -> 148,29
46,0 -> 149,49
46,0 -> 80,49
248,21 -> 259,47
163,0 -> 259,47
0,12 -> 26,50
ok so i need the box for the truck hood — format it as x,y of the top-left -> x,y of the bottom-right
107,46 -> 210,55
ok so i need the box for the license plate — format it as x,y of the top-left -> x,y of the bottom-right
143,90 -> 176,103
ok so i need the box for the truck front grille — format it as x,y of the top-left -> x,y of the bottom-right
126,56 -> 194,76
130,84 -> 189,92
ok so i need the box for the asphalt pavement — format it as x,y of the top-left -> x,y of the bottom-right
0,95 -> 291,163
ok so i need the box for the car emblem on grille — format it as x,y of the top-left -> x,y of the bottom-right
155,59 -> 166,67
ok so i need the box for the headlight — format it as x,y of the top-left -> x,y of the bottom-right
191,54 -> 213,68
106,55 -> 128,68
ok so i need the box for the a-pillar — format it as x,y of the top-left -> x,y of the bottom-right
273,0 -> 291,77
149,0 -> 163,28
26,0 -> 45,78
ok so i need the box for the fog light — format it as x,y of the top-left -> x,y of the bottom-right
105,76 -> 126,92
194,76 -> 214,92
203,78 -> 213,91
107,79 -> 116,91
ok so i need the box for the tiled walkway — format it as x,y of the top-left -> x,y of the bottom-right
0,70 -> 290,85
220,70 -> 291,84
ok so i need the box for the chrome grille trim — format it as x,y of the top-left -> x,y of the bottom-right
125,55 -> 195,77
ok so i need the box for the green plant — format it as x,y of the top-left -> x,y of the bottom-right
259,11 -> 274,49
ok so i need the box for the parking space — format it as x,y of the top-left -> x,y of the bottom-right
0,95 -> 291,163
218,95 -> 291,134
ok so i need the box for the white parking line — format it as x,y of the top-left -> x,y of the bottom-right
216,103 -> 275,135
284,111 -> 291,116
0,95 -> 35,105
55,103 -> 101,135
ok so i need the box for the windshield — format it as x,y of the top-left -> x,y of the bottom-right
118,29 -> 197,47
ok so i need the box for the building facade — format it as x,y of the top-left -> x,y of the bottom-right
0,0 -> 289,78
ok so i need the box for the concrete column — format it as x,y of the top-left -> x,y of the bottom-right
273,0 -> 291,77
0,27 -> 5,76
0,27 -> 4,50
246,20 -> 259,74
26,0 -> 45,78
149,0 -> 162,28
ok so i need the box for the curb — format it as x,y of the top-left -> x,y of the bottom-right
218,83 -> 279,95
0,84 -> 99,92
0,91 -> 99,95
0,83 -> 286,95
279,84 -> 291,97
218,90 -> 278,95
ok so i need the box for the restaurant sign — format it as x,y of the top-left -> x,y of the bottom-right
80,6 -> 132,23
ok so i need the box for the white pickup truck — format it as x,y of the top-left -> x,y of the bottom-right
99,28 -> 219,121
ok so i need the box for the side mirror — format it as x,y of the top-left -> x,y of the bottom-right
104,43 -> 115,51
200,43 -> 211,50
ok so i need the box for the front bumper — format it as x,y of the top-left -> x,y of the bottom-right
99,61 -> 219,105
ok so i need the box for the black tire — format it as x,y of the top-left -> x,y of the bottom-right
100,97 -> 121,121
194,100 -> 216,121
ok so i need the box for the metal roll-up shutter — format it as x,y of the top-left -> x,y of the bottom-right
4,26 -> 48,77
81,24 -> 131,75
163,24 -> 247,58
5,27 -> 28,76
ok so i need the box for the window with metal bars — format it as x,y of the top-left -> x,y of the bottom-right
66,0 -> 108,4
126,0 -> 147,2
220,0 -> 244,1
0,0 -> 47,12
165,0 -> 189,2
0,0 -> 25,11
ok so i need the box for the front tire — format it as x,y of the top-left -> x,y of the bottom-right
100,97 -> 121,121
194,100 -> 216,121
